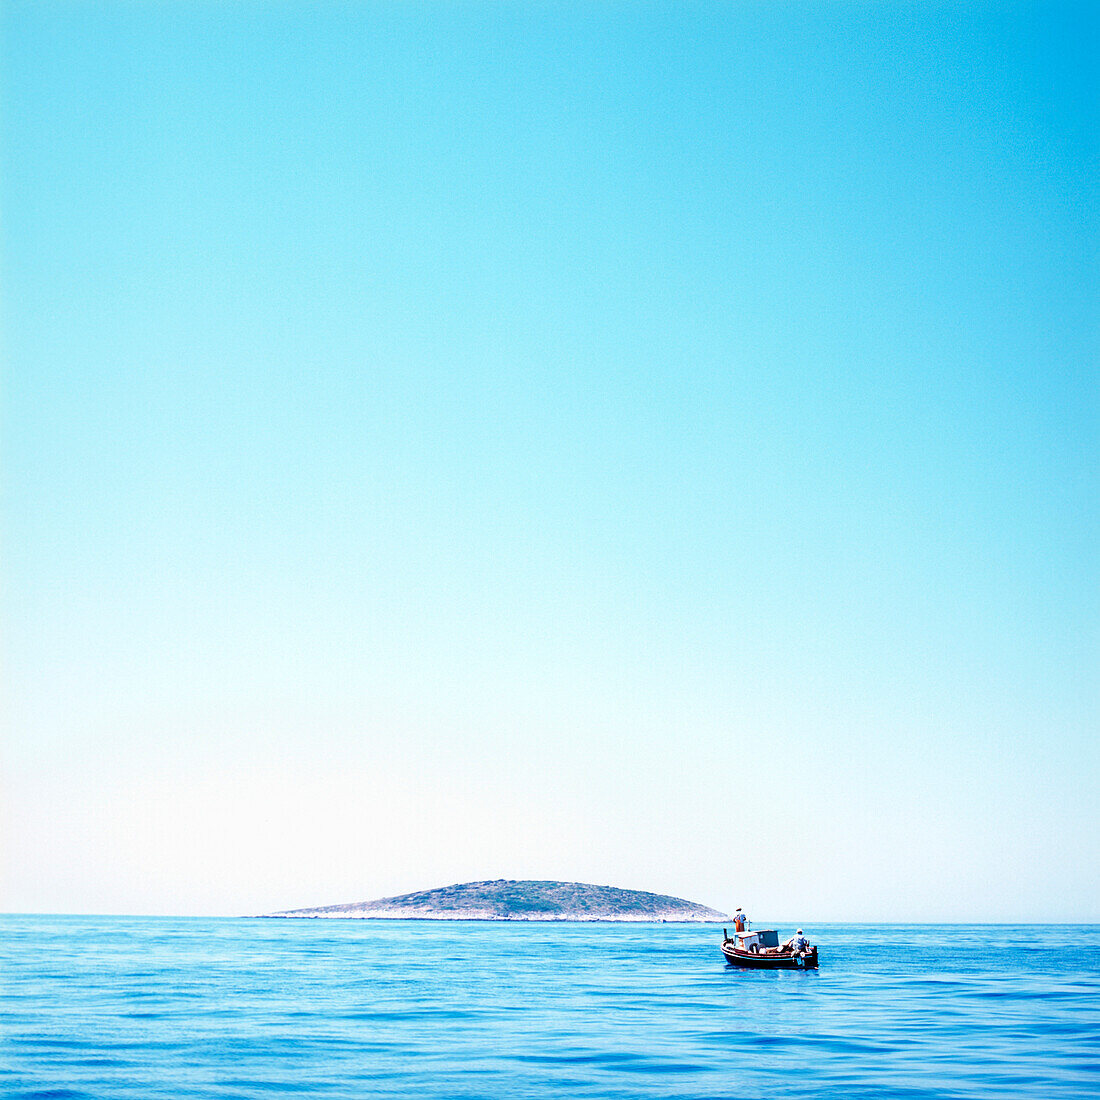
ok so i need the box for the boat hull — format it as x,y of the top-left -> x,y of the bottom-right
721,942 -> 818,969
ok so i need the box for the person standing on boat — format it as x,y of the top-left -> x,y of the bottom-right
734,908 -> 748,933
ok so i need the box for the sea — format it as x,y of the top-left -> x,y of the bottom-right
2,916 -> 1097,1099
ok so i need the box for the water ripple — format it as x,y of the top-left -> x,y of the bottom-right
2,917 -> 1098,1099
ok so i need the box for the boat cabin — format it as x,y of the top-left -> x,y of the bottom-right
736,929 -> 779,951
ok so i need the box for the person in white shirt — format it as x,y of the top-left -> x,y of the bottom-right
790,929 -> 809,954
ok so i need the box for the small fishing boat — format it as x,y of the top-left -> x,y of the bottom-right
721,927 -> 819,969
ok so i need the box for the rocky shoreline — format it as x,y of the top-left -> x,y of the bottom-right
265,879 -> 727,922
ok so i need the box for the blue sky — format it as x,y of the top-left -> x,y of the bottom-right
3,1 -> 1096,920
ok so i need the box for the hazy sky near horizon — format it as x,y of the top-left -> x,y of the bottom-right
4,1 -> 1096,921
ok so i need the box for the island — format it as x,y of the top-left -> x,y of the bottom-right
265,879 -> 727,922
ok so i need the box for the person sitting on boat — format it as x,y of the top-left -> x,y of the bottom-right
734,908 -> 749,933
788,929 -> 809,955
